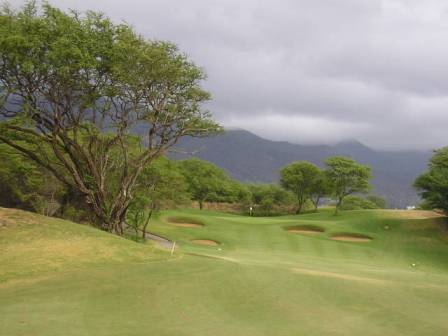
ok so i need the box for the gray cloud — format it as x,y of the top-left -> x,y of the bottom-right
9,0 -> 448,150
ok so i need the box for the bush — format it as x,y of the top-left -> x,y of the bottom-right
339,195 -> 379,210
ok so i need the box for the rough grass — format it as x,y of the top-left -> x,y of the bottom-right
1,207 -> 448,336
0,208 -> 169,284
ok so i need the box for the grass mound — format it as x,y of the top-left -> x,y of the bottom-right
166,216 -> 204,228
331,232 -> 373,242
0,207 -> 167,283
285,224 -> 325,234
191,239 -> 220,246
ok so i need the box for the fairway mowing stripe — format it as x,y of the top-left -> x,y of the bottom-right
292,267 -> 390,285
185,252 -> 242,264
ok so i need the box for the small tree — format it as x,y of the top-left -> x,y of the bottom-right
280,161 -> 321,214
0,3 -> 220,234
366,195 -> 387,209
127,157 -> 190,238
309,172 -> 332,212
414,147 -> 448,213
247,184 -> 296,216
179,159 -> 235,209
325,156 -> 371,215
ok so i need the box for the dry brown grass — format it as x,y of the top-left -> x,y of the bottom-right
379,210 -> 446,219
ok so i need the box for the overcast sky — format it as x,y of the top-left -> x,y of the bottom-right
10,0 -> 448,150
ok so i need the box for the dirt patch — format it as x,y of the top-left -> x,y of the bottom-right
166,216 -> 204,228
331,233 -> 372,242
285,225 -> 325,235
380,210 -> 446,219
191,239 -> 219,246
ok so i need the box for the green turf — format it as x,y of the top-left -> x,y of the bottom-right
1,207 -> 448,335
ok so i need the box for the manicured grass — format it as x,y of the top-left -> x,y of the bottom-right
1,207 -> 448,335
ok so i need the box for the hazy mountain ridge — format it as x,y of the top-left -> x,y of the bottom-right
170,129 -> 431,208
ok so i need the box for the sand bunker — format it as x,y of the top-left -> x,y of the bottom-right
191,239 -> 219,246
166,217 -> 204,228
331,233 -> 372,242
286,225 -> 325,235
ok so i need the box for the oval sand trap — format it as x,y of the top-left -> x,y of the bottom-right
331,233 -> 372,242
166,217 -> 204,228
191,239 -> 219,246
286,225 -> 325,235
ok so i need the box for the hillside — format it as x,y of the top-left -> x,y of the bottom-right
1,208 -> 448,335
171,129 -> 431,208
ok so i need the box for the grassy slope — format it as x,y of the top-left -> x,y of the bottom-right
1,207 -> 448,335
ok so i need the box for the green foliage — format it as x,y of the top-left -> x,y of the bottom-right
127,157 -> 190,237
247,184 -> 296,216
339,195 -> 379,210
280,161 -> 322,214
414,147 -> 448,213
179,158 -> 247,209
0,2 -> 220,232
325,156 -> 372,214
309,171 -> 332,211
0,143 -> 64,215
366,195 -> 387,209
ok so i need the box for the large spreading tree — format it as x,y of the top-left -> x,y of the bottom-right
0,2 -> 220,234
325,156 -> 371,215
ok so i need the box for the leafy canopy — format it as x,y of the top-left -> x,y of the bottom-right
414,147 -> 448,213
280,161 -> 321,214
0,2 -> 220,233
325,156 -> 371,214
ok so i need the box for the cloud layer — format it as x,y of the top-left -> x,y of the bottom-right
11,0 -> 448,150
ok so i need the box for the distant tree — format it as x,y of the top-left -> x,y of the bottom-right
127,157 -> 190,238
280,161 -> 321,214
246,184 -> 296,216
414,147 -> 448,213
179,159 -> 238,209
325,156 -> 371,215
366,195 -> 387,209
309,171 -> 332,212
0,3 -> 220,234
339,195 -> 379,210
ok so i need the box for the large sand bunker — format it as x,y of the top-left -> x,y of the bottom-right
285,225 -> 325,235
191,239 -> 220,246
331,232 -> 372,242
166,216 -> 204,228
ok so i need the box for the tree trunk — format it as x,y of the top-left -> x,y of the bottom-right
141,210 -> 153,239
296,201 -> 303,214
313,196 -> 320,212
334,198 -> 343,215
199,200 -> 203,210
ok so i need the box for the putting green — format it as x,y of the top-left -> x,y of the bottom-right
1,207 -> 448,335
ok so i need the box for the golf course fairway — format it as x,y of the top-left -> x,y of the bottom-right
1,207 -> 448,335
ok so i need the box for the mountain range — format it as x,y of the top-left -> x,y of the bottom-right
171,129 -> 432,208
